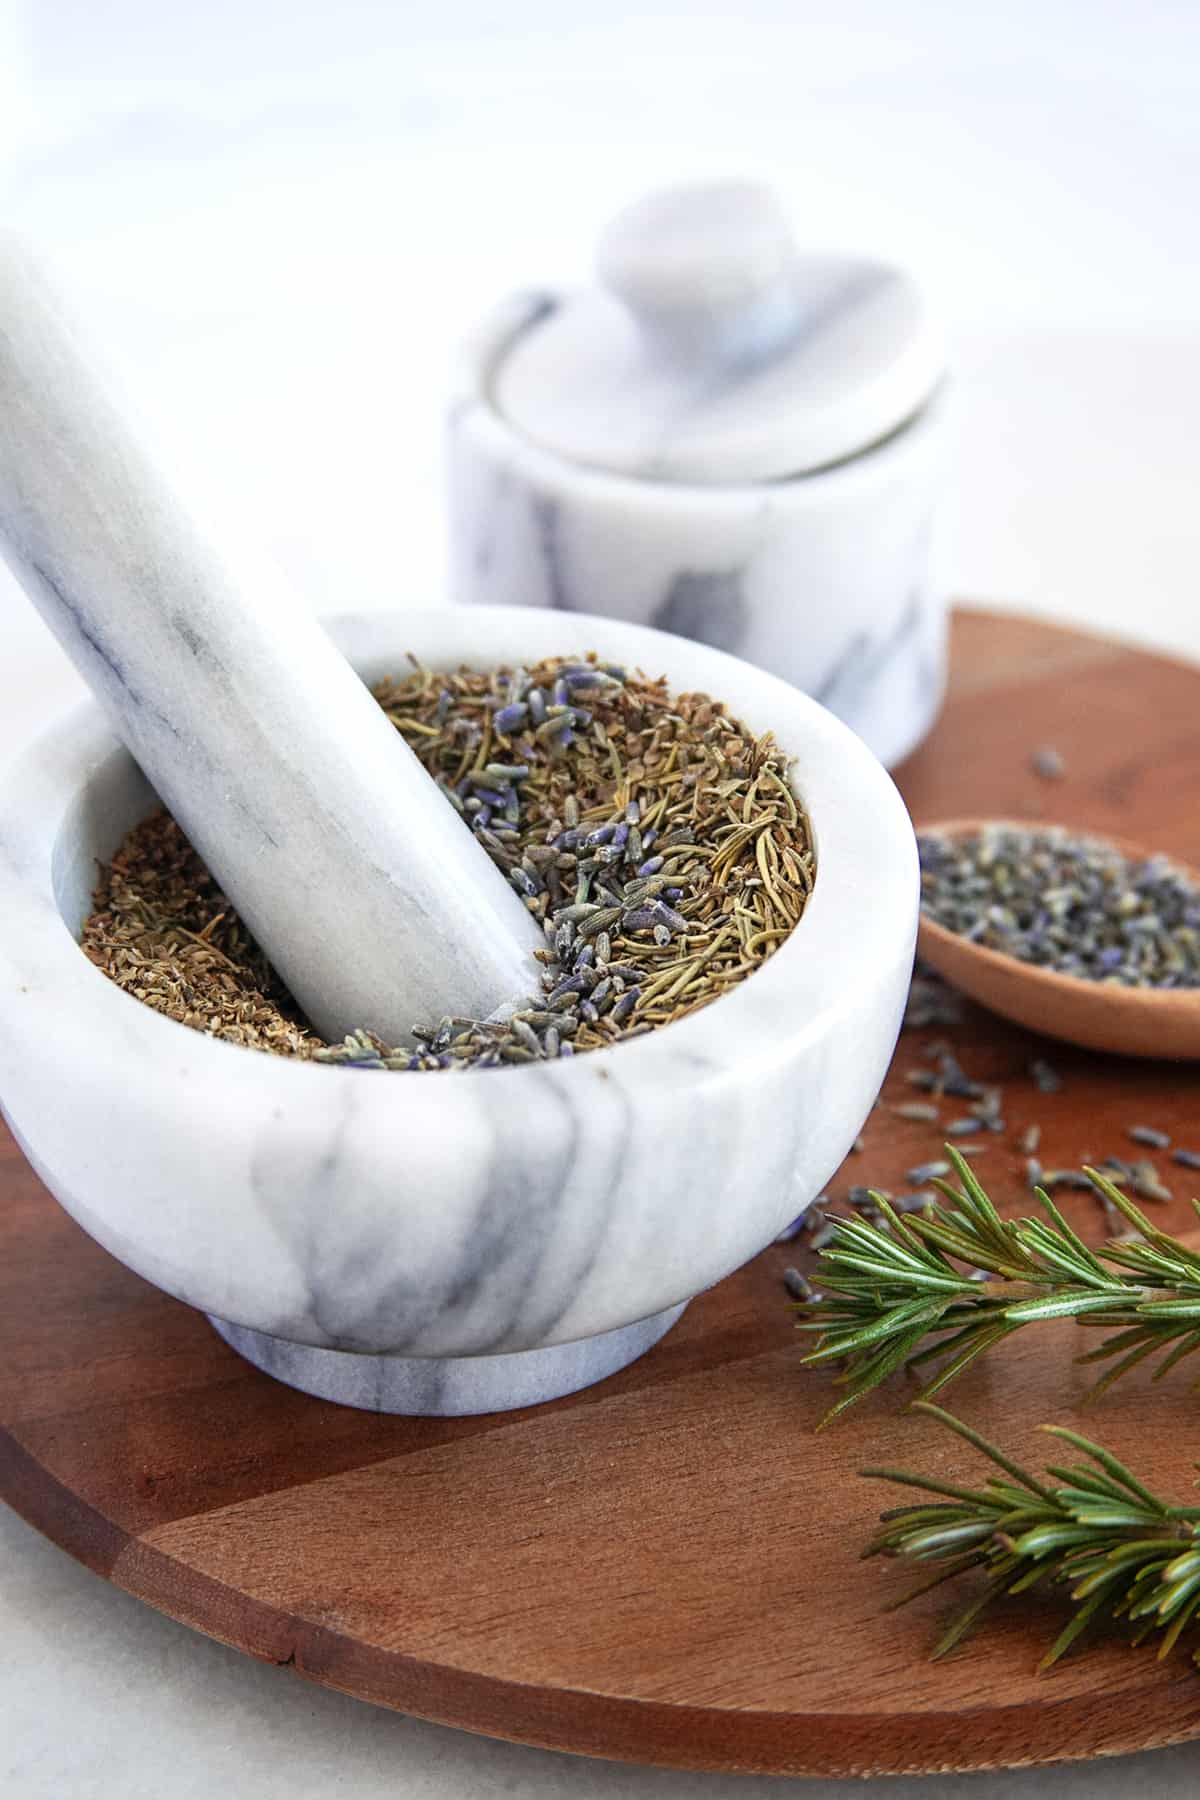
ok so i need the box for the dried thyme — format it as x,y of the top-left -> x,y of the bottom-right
82,654 -> 814,1071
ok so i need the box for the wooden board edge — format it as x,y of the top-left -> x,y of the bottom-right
5,1417 -> 1198,1780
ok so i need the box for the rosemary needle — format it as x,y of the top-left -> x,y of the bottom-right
863,1402 -> 1200,1671
795,1147 -> 1200,1425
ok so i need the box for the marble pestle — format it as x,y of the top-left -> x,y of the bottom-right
0,238 -> 544,1045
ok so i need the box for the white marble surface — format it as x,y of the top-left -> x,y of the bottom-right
5,0 -> 1200,1794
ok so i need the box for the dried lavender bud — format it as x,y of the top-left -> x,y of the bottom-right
1128,1125 -> 1171,1149
1031,746 -> 1066,780
1018,1124 -> 1042,1155
894,1190 -> 938,1213
783,1267 -> 815,1302
970,1087 -> 1003,1120
903,972 -> 965,1030
1030,1058 -> 1063,1093
775,1208 -> 816,1243
1130,1160 -> 1173,1203
906,1160 -> 951,1185
1173,1148 -> 1200,1170
894,1102 -> 940,1123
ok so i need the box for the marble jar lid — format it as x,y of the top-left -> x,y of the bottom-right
490,182 -> 945,485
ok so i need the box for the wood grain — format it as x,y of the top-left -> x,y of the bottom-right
4,608 -> 1200,1778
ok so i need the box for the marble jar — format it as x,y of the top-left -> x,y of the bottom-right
0,607 -> 918,1416
448,184 -> 950,771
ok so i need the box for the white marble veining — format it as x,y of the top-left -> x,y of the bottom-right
0,606 -> 917,1410
451,367 -> 948,771
448,186 -> 949,771
0,237 -> 543,1048
496,183 -> 945,484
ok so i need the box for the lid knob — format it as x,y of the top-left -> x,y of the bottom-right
490,179 -> 943,483
595,181 -> 802,363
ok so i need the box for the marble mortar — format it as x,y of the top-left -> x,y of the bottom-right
0,607 -> 919,1415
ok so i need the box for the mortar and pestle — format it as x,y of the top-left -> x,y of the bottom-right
0,241 -> 918,1416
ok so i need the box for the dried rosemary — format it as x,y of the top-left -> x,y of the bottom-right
82,654 -> 814,1069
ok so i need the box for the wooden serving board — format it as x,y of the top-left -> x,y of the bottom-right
5,609 -> 1200,1779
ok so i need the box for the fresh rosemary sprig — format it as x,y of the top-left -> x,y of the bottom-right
864,1403 -> 1200,1669
796,1148 -> 1200,1424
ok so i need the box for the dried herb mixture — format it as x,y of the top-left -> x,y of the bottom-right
82,655 -> 814,1070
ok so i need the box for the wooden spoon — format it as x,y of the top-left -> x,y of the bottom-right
915,819 -> 1200,1059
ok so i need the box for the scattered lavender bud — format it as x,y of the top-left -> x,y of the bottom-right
894,1102 -> 940,1123
1018,1124 -> 1042,1155
1031,745 -> 1066,780
906,1160 -> 951,1185
783,1267 -> 815,1301
774,1211 -> 811,1243
1172,1148 -> 1200,1169
1128,1125 -> 1171,1149
1030,1059 -> 1063,1093
970,1087 -> 1004,1121
1131,1160 -> 1173,1203
946,1118 -> 981,1138
894,1190 -> 938,1213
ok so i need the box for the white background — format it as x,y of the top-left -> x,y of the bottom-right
2,1 -> 1200,1794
